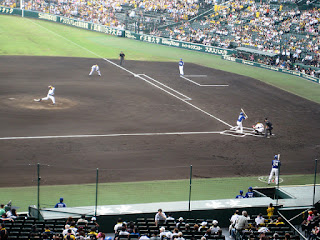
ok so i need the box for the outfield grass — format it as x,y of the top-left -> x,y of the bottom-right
1,174 -> 318,212
0,15 -> 319,103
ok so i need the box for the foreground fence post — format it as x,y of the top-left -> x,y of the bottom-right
188,165 -> 192,211
95,168 -> 99,217
37,163 -> 40,219
313,159 -> 318,206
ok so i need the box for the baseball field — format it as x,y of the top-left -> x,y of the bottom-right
1,15 -> 320,212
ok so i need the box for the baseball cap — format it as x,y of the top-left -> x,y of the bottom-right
91,217 -> 96,221
240,190 -> 243,194
178,217 -> 184,221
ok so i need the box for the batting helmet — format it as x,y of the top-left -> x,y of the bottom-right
274,155 -> 278,159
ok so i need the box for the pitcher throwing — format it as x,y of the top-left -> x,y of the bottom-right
34,85 -> 55,105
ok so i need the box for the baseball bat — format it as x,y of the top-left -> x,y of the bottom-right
241,108 -> 248,119
278,154 -> 280,160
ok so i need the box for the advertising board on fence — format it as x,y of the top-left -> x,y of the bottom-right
222,55 -> 320,84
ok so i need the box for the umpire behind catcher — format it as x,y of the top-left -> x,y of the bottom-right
264,118 -> 273,138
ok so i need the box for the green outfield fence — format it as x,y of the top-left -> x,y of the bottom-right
2,162 -> 320,213
0,6 -> 319,84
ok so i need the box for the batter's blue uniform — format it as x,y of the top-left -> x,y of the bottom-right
268,156 -> 281,184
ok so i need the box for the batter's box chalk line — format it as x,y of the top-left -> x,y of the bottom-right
220,127 -> 264,138
258,176 -> 284,184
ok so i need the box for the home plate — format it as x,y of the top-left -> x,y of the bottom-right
8,98 -> 16,100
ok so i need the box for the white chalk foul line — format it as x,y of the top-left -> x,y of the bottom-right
180,75 -> 229,87
138,74 -> 191,100
0,131 -> 222,140
28,19 -> 232,128
184,75 -> 207,77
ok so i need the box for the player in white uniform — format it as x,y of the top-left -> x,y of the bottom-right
253,122 -> 264,135
179,59 -> 184,75
234,112 -> 247,133
34,85 -> 55,105
268,155 -> 281,185
89,64 -> 101,76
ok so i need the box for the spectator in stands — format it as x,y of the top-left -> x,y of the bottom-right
0,204 -> 5,216
140,234 -> 150,240
150,231 -> 160,240
63,225 -> 73,237
255,213 -> 265,226
77,214 -> 88,225
267,203 -> 274,219
42,225 -> 55,239
55,197 -> 66,208
90,216 -> 100,230
118,226 -> 130,236
230,210 -> 240,238
245,187 -> 254,198
175,232 -> 185,240
9,209 -> 18,219
275,217 -> 285,226
66,217 -> 74,225
199,221 -> 208,232
160,227 -> 172,239
64,229 -> 75,239
69,221 -> 78,234
167,213 -> 175,221
97,232 -> 106,240
155,209 -> 167,226
114,218 -> 124,233
176,217 -> 185,229
210,220 -> 220,235
0,223 -> 8,240
235,211 -> 249,240
1,213 -> 13,222
88,227 -> 98,238
29,224 -> 40,239
172,228 -> 180,238
193,224 -> 200,232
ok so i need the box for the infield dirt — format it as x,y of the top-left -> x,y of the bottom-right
0,56 -> 319,187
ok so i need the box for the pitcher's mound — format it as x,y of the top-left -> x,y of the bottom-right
2,95 -> 77,110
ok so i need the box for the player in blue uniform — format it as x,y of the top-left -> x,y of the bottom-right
245,187 -> 254,198
235,190 -> 244,199
179,59 -> 184,75
234,112 -> 247,133
268,155 -> 281,185
54,197 -> 66,208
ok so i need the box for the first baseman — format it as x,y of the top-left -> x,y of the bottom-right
89,64 -> 101,76
268,155 -> 281,185
34,85 -> 55,105
179,58 -> 184,75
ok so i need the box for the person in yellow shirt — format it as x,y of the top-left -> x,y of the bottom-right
267,203 -> 275,219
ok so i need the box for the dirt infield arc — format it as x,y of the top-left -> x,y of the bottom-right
0,56 -> 319,187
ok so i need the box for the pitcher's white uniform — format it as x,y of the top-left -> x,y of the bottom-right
89,64 -> 101,76
34,86 -> 55,104
268,155 -> 281,185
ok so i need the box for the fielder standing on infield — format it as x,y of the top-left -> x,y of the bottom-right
179,58 -> 184,75
268,154 -> 281,185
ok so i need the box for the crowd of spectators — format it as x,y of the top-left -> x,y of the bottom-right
1,201 -> 316,240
